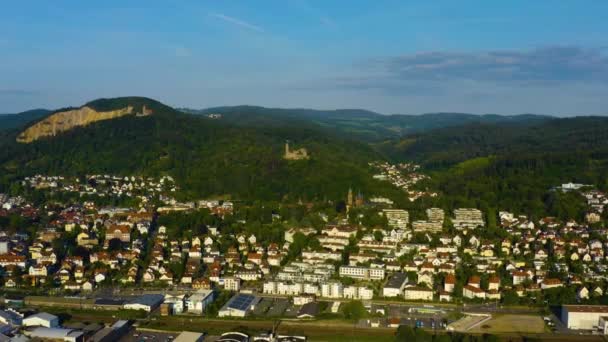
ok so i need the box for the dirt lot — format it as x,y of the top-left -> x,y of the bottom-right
470,314 -> 545,334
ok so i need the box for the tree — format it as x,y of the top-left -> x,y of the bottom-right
341,300 -> 366,321
107,238 -> 123,252
501,290 -> 520,305
395,325 -> 415,341
373,230 -> 384,241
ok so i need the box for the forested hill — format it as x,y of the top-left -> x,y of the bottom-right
381,116 -> 608,169
386,117 -> 608,219
0,97 -> 403,202
183,106 -> 552,142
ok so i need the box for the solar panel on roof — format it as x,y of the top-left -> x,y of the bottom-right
227,294 -> 256,311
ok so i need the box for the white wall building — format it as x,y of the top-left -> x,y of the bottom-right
321,282 -> 344,298
23,312 -> 59,328
562,305 -> 608,330
223,277 -> 241,291
339,266 -> 385,280
185,289 -> 215,314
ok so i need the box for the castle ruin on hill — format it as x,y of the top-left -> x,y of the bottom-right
284,141 -> 309,160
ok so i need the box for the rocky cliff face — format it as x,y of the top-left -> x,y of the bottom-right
17,106 -> 135,143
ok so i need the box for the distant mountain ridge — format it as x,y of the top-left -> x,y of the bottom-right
3,104 -> 555,141
182,105 -> 553,141
0,109 -> 52,130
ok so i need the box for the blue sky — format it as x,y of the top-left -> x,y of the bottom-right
1,1 -> 607,115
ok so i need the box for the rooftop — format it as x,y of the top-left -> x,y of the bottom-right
127,294 -> 164,307
385,272 -> 408,289
563,305 -> 608,313
222,294 -> 258,312
174,331 -> 204,342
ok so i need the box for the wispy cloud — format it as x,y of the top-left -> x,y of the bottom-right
367,46 -> 608,84
294,45 -> 608,108
210,13 -> 264,33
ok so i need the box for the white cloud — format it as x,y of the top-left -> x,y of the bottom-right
210,13 -> 264,33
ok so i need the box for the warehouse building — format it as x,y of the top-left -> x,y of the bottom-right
123,294 -> 164,312
561,305 -> 608,330
24,327 -> 84,342
174,331 -> 205,342
218,294 -> 260,318
22,312 -> 59,328
185,289 -> 215,314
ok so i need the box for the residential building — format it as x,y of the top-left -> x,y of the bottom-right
383,272 -> 408,297
382,209 -> 409,229
403,286 -> 433,301
339,266 -> 385,280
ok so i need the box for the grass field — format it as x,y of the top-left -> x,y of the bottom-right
470,314 -> 545,334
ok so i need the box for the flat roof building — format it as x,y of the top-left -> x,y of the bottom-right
174,331 -> 205,342
25,327 -> 84,342
218,294 -> 260,318
561,305 -> 608,330
186,289 -> 215,314
123,294 -> 164,312
23,312 -> 59,328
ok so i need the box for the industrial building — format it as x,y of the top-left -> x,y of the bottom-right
24,327 -> 84,342
22,312 -> 59,328
174,331 -> 205,342
123,294 -> 164,312
561,305 -> 608,331
186,289 -> 216,314
218,294 -> 260,318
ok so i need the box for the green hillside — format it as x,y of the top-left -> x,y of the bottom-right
386,118 -> 608,218
0,97 -> 403,202
382,117 -> 608,168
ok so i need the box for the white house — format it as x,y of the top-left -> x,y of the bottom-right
403,286 -> 433,301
